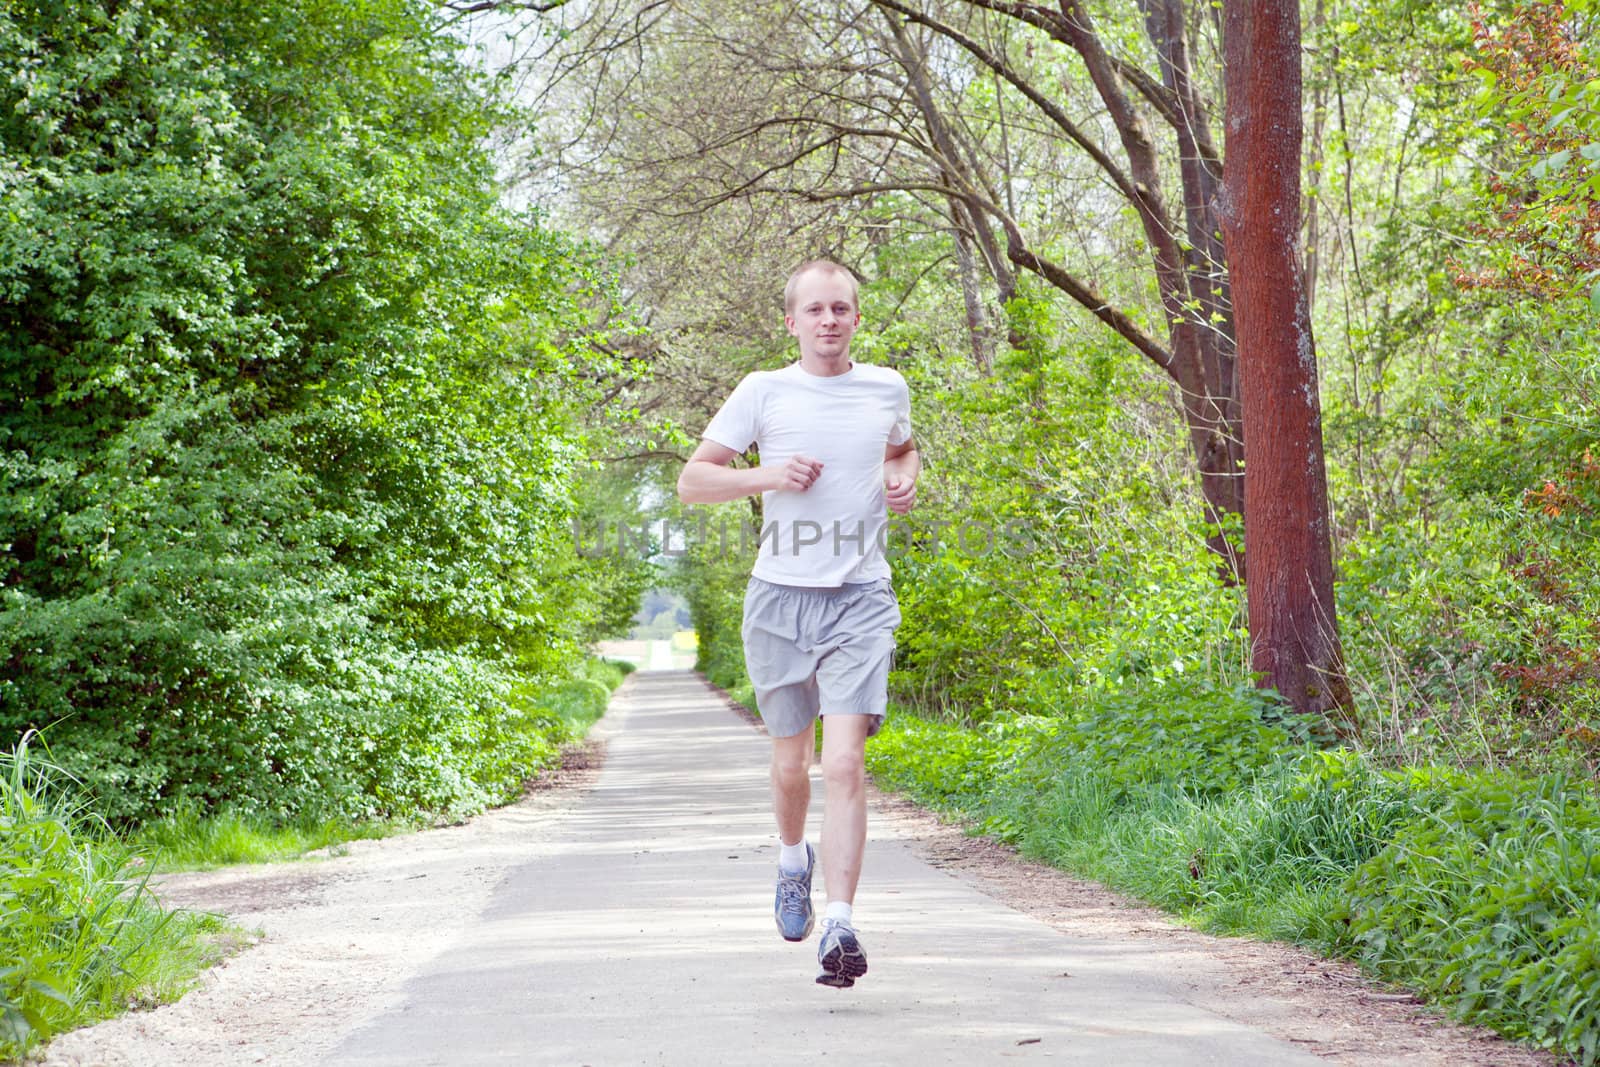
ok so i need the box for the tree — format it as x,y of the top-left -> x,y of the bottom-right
0,0 -> 626,822
872,0 -> 1245,580
1217,0 -> 1352,727
517,0 -> 1250,578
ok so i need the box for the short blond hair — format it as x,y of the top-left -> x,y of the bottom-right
783,260 -> 860,314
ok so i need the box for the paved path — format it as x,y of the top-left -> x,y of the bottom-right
328,671 -> 1323,1066
644,638 -> 676,672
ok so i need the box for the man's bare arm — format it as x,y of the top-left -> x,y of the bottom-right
677,440 -> 825,504
884,438 -> 920,515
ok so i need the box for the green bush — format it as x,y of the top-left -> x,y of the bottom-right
865,711 -> 1003,809
1336,452 -> 1600,775
521,660 -> 623,738
868,679 -> 1311,807
124,656 -> 630,869
0,0 -> 633,826
675,521 -> 753,696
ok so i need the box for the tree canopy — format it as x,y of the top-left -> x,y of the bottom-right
1,0 -> 647,823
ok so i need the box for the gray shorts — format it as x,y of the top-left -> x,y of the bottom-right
741,577 -> 901,738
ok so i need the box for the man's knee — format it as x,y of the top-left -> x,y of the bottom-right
821,745 -> 865,789
771,735 -> 813,780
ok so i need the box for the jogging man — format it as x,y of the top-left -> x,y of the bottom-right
677,260 -> 919,988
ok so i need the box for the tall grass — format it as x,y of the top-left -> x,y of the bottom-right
0,734 -> 225,1059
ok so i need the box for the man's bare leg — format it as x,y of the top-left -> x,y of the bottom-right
819,714 -> 872,905
771,722 -> 815,847
814,713 -> 872,987
771,723 -> 818,943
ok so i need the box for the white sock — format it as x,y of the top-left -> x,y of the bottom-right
824,901 -> 853,926
778,838 -> 809,874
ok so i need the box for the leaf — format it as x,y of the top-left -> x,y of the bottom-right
1532,149 -> 1573,179
1591,280 -> 1600,316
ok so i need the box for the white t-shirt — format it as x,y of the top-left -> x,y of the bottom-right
702,361 -> 913,587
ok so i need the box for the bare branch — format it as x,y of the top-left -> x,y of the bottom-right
952,0 -> 1067,40
439,0 -> 570,14
1004,240 -> 1176,374
870,0 -> 1141,204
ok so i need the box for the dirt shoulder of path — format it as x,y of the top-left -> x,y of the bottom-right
33,729 -> 610,1067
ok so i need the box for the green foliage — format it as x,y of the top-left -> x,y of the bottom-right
1337,442 -> 1600,773
1310,0 -> 1600,769
1461,0 -> 1600,305
673,505 -> 757,698
867,700 -> 1600,1062
570,466 -> 663,645
127,657 -> 629,870
1350,772 -> 1600,1063
882,304 -> 1246,720
862,711 -> 1002,810
538,657 -> 630,733
0,0 -> 633,825
866,680 -> 1311,813
1014,682 -> 1315,798
0,735 -> 224,1059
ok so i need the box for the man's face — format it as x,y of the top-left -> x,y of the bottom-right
785,269 -> 860,362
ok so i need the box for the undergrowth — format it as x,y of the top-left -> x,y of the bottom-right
865,694 -> 1600,1064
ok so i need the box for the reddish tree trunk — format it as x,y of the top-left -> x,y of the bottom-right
1218,0 -> 1354,730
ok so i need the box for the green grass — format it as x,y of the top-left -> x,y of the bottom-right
542,657 -> 630,736
126,809 -> 410,871
977,752 -> 1417,947
0,734 -> 234,1060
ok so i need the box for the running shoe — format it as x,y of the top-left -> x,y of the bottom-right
774,844 -> 815,942
815,918 -> 868,988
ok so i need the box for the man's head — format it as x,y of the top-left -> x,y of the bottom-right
784,260 -> 859,315
784,260 -> 861,368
